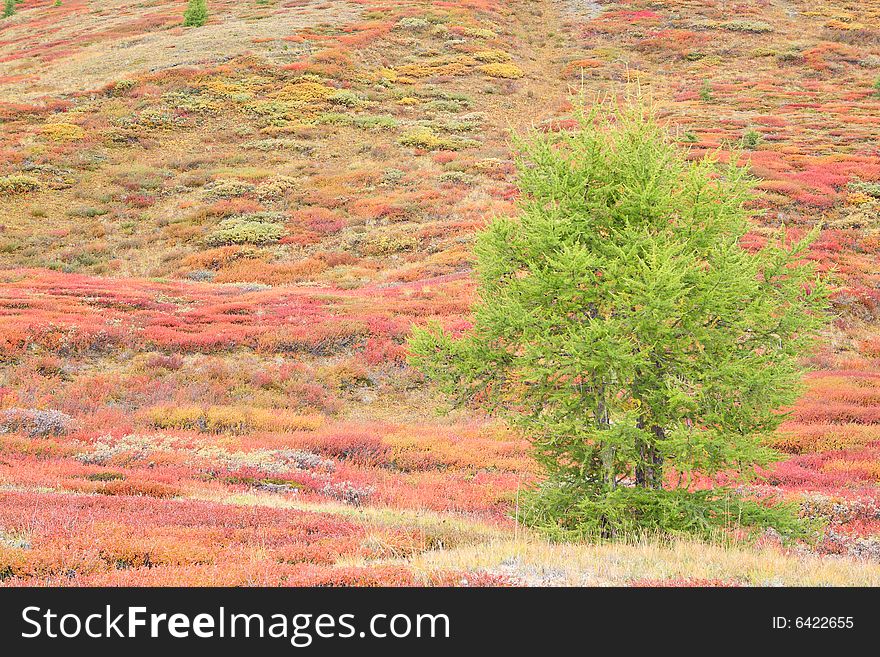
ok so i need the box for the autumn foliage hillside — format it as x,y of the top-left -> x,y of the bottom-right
0,0 -> 878,585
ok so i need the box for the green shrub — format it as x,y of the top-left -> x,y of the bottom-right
741,128 -> 763,149
205,179 -> 256,199
206,213 -> 286,246
848,180 -> 880,198
699,81 -> 713,102
722,19 -> 773,33
398,129 -> 478,151
315,113 -> 397,130
183,0 -> 207,27
328,90 -> 362,107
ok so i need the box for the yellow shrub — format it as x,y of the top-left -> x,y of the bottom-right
146,405 -> 204,431
473,49 -> 512,63
822,459 -> 880,479
204,407 -> 250,434
459,26 -> 496,39
479,63 -> 524,79
396,58 -> 470,79
276,82 -> 335,104
42,123 -> 86,141
145,405 -> 322,434
202,79 -> 251,99
0,174 -> 40,195
251,409 -> 324,432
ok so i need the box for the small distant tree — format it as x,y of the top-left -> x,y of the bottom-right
409,100 -> 828,540
183,0 -> 207,27
3,0 -> 15,19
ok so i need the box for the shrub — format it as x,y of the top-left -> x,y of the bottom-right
473,50 -> 512,63
741,128 -> 763,149
479,63 -> 524,79
321,481 -> 375,506
205,214 -> 286,246
398,130 -> 479,151
316,113 -> 397,130
848,180 -> 880,198
395,17 -> 429,31
183,0 -> 207,27
722,20 -> 773,33
3,0 -> 14,19
205,179 -> 257,199
0,408 -> 75,438
256,176 -> 298,201
438,171 -> 474,185
328,90 -> 362,107
146,405 -> 323,434
42,123 -> 85,141
522,486 -> 809,541
0,175 -> 40,196
278,81 -> 335,104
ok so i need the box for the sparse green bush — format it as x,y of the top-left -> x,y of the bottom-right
381,168 -> 405,186
3,0 -> 15,19
473,49 -> 512,63
112,79 -> 137,95
438,171 -> 474,185
1,408 -> 75,438
315,113 -> 397,130
256,176 -> 298,202
848,180 -> 880,198
360,230 -> 418,256
741,128 -> 763,149
398,129 -> 478,151
699,81 -> 713,102
722,19 -> 773,33
328,90 -> 362,107
242,139 -> 314,154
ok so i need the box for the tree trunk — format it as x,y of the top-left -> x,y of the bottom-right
635,417 -> 648,487
597,392 -> 615,490
649,425 -> 665,489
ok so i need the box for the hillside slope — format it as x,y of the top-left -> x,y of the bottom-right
0,0 -> 878,585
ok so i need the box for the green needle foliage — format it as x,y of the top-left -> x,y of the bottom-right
183,0 -> 208,27
409,100 -> 829,540
3,0 -> 15,19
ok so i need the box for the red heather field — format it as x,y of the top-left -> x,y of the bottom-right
0,0 -> 878,586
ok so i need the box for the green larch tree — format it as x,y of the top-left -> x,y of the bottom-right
408,101 -> 829,539
183,0 -> 207,27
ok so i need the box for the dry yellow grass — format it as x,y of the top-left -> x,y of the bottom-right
409,536 -> 880,586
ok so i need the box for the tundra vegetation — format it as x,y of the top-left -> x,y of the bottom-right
0,0 -> 878,586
